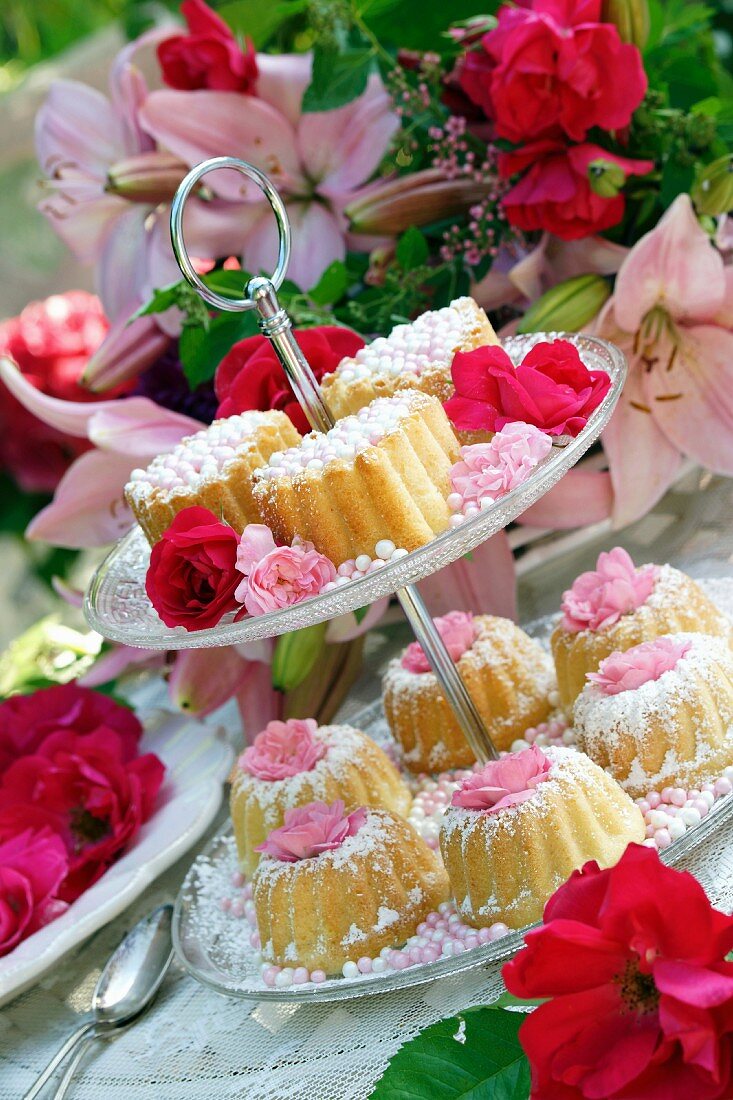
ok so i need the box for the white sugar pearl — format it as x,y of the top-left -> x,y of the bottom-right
511,740 -> 529,753
342,961 -> 359,979
562,730 -> 575,745
391,548 -> 409,560
446,493 -> 463,513
372,957 -> 387,973
307,459 -> 324,471
700,790 -> 715,809
668,818 -> 686,841
680,807 -> 702,827
375,539 -> 396,559
275,969 -> 293,988
380,947 -> 392,959
648,810 -> 669,830
355,554 -> 372,572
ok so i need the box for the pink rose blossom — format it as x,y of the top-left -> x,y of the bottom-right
257,800 -> 368,862
560,547 -> 659,633
449,422 -> 552,509
588,636 -> 692,696
0,828 -> 68,955
239,718 -> 326,781
234,524 -> 337,616
402,611 -> 478,673
452,744 -> 552,812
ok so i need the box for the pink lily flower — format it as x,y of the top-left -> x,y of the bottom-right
596,194 -> 733,527
139,54 -> 399,290
0,357 -> 201,547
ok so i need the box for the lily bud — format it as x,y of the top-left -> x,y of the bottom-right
82,313 -> 171,391
693,155 -> 733,217
272,622 -> 327,693
107,152 -> 189,205
346,169 -> 489,236
518,274 -> 611,335
601,0 -> 650,50
588,159 -> 627,198
284,636 -> 365,725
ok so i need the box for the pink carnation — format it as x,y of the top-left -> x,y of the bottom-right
452,744 -> 552,812
449,422 -> 552,509
588,637 -> 692,697
234,524 -> 337,617
560,547 -> 659,633
257,800 -> 368,862
239,718 -> 326,781
0,828 -> 68,955
402,611 -> 477,674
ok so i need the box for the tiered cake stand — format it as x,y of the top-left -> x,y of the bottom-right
84,157 -> 645,1000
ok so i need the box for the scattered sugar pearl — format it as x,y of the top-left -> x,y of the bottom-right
654,829 -> 672,849
670,788 -> 687,807
391,547 -> 409,561
668,818 -> 686,841
355,554 -> 372,573
447,493 -> 463,513
680,807 -> 702,827
372,957 -> 387,974
262,967 -> 279,988
275,968 -> 294,988
637,799 -> 650,815
375,539 -> 396,559
342,961 -> 359,979
715,777 -> 732,797
511,739 -> 530,753
648,810 -> 669,830
249,931 -> 260,949
699,790 -> 715,809
219,896 -> 231,912
642,837 -> 658,848
292,967 -> 310,985
647,791 -> 661,809
693,799 -> 710,818
231,899 -> 245,919
311,970 -> 327,984
725,767 -> 733,783
230,870 -> 245,888
357,957 -> 373,974
489,923 -> 510,941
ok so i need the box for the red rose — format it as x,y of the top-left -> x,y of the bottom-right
0,683 -> 142,775
459,0 -> 647,143
0,730 -> 165,902
503,844 -> 733,1100
146,506 -> 241,631
0,828 -> 68,954
500,142 -> 654,240
0,291 -> 110,492
157,0 -> 257,92
445,339 -> 611,437
215,327 -> 366,435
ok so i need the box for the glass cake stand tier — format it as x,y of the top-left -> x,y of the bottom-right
84,332 -> 625,650
172,577 -> 733,1004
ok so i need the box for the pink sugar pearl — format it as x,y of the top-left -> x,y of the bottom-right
231,899 -> 245,918
293,967 -> 310,984
249,931 -> 260,949
490,923 -> 510,940
242,883 -> 253,901
219,897 -> 231,912
647,792 -> 661,809
670,789 -> 687,807
655,828 -> 672,849
230,871 -> 245,888
262,967 -> 279,987
464,935 -> 480,950
391,953 -> 411,970
357,957 -> 373,974
422,945 -> 441,963
311,970 -> 327,984
715,777 -> 733,797
645,824 -> 655,839
693,799 -> 710,818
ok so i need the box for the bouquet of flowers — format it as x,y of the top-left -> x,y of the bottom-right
0,0 -> 730,716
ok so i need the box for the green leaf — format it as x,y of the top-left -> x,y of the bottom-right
136,281 -> 183,317
309,260 -> 349,305
303,47 -> 373,112
353,605 -> 370,624
179,312 -> 259,388
218,0 -> 304,47
660,157 -> 695,208
359,0 -> 487,51
396,227 -> 429,270
370,1005 -> 530,1100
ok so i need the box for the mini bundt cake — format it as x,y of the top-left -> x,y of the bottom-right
551,548 -> 730,712
125,410 -> 301,544
253,390 -> 461,563
230,718 -> 411,876
253,801 -> 449,973
382,612 -> 556,770
440,745 -> 644,929
320,297 -> 498,420
574,633 -> 733,797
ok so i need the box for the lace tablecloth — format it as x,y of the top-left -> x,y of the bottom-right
3,470 -> 733,1099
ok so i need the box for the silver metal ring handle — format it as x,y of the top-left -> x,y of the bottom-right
169,156 -> 291,313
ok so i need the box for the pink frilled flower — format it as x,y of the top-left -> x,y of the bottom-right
452,744 -> 552,812
449,422 -> 552,509
445,340 -> 611,437
401,611 -> 477,674
561,547 -> 659,633
257,800 -> 368,862
239,718 -> 326,781
0,828 -> 68,956
588,637 -> 692,697
235,525 -> 337,617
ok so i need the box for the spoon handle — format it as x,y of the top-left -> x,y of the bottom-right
23,1022 -> 95,1100
52,1035 -> 95,1100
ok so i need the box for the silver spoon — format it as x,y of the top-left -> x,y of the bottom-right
24,903 -> 174,1100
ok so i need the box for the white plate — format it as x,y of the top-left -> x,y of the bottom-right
84,333 -> 626,648
0,709 -> 233,1008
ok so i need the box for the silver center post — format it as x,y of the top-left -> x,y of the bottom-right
170,158 -> 499,763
